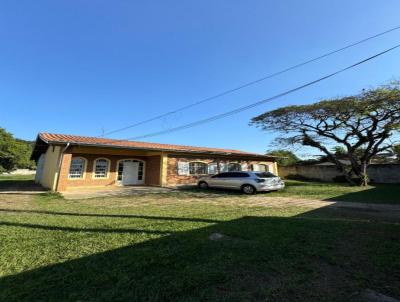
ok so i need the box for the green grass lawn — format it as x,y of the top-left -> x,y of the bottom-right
269,180 -> 400,204
183,179 -> 400,204
0,185 -> 399,301
0,175 -> 34,181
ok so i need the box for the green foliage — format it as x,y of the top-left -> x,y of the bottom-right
332,146 -> 346,156
393,144 -> 400,162
266,149 -> 300,166
251,82 -> 400,185
0,128 -> 35,172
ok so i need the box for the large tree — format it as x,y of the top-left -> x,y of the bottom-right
250,83 -> 400,186
393,144 -> 400,162
266,149 -> 300,166
0,128 -> 35,172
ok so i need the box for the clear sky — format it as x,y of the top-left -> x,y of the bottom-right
1,1 -> 400,156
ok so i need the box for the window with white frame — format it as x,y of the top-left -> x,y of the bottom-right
94,158 -> 109,178
189,162 -> 207,175
208,162 -> 218,174
228,163 -> 241,172
251,164 -> 269,172
69,157 -> 86,179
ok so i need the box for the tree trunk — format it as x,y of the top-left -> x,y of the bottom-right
360,161 -> 369,186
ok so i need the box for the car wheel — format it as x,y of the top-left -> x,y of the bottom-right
241,184 -> 256,195
198,181 -> 209,189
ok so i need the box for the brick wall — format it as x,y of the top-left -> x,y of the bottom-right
144,155 -> 161,186
166,155 -> 276,186
57,153 -> 159,191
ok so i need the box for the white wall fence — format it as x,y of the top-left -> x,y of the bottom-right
279,164 -> 400,184
1,169 -> 36,175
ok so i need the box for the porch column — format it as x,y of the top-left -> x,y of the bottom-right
56,153 -> 72,192
159,153 -> 168,187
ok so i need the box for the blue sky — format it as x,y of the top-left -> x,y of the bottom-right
1,1 -> 399,156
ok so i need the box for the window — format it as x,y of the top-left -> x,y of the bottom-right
94,158 -> 109,178
138,161 -> 144,180
117,162 -> 124,181
69,157 -> 86,179
212,172 -> 249,178
228,163 -> 241,172
256,172 -> 276,178
208,162 -> 218,174
189,162 -> 207,175
251,164 -> 269,172
231,172 -> 250,178
212,172 -> 231,178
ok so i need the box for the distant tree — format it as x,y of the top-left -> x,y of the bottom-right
0,128 -> 35,172
393,144 -> 400,162
332,146 -> 346,157
266,149 -> 300,166
250,83 -> 400,186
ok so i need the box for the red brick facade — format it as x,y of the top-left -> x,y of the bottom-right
166,154 -> 276,186
53,149 -> 276,191
57,153 -> 160,191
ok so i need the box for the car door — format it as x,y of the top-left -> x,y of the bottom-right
215,172 -> 237,188
225,172 -> 250,189
209,173 -> 231,188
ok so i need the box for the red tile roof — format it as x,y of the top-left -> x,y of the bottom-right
38,132 -> 270,157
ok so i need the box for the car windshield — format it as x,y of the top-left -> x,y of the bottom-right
255,172 -> 277,178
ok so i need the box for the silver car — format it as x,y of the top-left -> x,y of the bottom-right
197,171 -> 285,194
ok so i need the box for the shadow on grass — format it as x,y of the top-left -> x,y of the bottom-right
324,184 -> 400,204
1,214 -> 399,301
175,186 -> 275,197
175,185 -> 244,196
0,180 -> 45,192
0,208 -> 221,223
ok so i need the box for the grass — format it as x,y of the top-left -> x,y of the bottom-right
269,180 -> 400,204
0,174 -> 42,191
182,179 -> 400,204
0,174 -> 34,181
0,178 -> 400,301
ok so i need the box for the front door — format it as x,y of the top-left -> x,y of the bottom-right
122,161 -> 139,185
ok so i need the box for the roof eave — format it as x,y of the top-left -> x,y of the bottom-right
42,139 -> 274,159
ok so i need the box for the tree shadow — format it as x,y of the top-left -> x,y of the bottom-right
0,208 -> 221,223
1,215 -> 399,301
0,180 -> 45,192
323,184 -> 400,204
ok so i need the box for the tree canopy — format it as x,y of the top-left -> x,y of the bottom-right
250,83 -> 400,185
266,149 -> 300,166
0,128 -> 35,173
393,144 -> 400,162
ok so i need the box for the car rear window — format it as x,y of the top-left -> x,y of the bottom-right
255,172 -> 277,178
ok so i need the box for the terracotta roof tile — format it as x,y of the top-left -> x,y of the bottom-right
38,132 -> 268,157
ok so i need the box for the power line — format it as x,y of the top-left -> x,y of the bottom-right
125,43 -> 400,140
101,25 -> 400,137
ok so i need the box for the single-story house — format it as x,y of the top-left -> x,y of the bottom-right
31,133 -> 279,192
